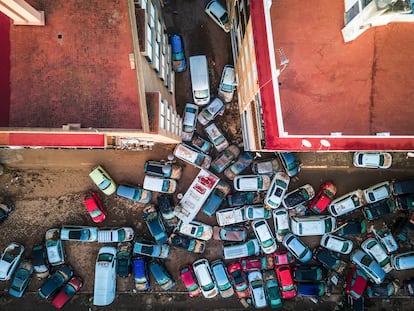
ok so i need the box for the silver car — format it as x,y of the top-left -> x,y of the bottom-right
181,103 -> 198,141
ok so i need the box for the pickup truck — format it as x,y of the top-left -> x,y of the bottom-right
97,227 -> 135,243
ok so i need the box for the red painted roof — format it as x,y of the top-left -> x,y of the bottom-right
8,133 -> 105,147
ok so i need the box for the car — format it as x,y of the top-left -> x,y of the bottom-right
248,270 -> 267,308
282,184 -> 315,210
8,261 -> 33,298
273,208 -> 290,242
97,227 -> 135,243
353,152 -> 392,169
362,198 -> 395,220
227,191 -> 262,207
202,180 -> 231,217
282,233 -> 312,263
218,65 -> 236,103
278,152 -> 301,177
177,220 -> 213,241
336,219 -> 367,236
328,189 -> 365,217
45,228 -> 65,266
395,194 -> 414,210
365,281 -> 397,297
197,98 -> 225,126
360,238 -> 392,273
149,260 -> 175,291
157,194 -> 178,228
179,264 -> 201,297
169,33 -> 186,72
143,160 -> 182,180
60,225 -> 98,242
320,233 -> 353,255
116,242 -> 132,278
0,198 -> 14,224
38,265 -> 73,300
227,261 -> 250,299
251,158 -> 279,176
393,216 -> 414,243
350,249 -> 386,284
193,258 -> 218,298
168,233 -> 206,254
204,0 -> 230,32
191,134 -> 213,154
290,215 -> 336,236
264,172 -> 290,209
213,226 -> 247,242
313,246 -> 347,273
93,246 -> 117,306
132,257 -> 150,291
89,165 -> 117,195
211,259 -> 234,298
173,143 -> 212,169
211,145 -> 240,174
181,103 -> 199,141
133,241 -> 170,259
51,276 -> 83,309
116,184 -> 152,203
204,123 -> 229,152
263,270 -> 282,308
273,250 -> 296,266
292,266 -> 327,283
143,205 -> 168,244
224,152 -> 254,180
215,206 -> 246,226
275,265 -> 296,299
344,266 -> 368,300
391,251 -> 414,270
308,181 -> 337,214
391,178 -> 414,196
296,282 -> 325,297
244,204 -> 272,220
403,277 -> 414,296
370,226 -> 398,254
143,175 -> 177,194
240,257 -> 265,272
83,191 -> 106,223
252,219 -> 278,254
233,174 -> 271,192
31,244 -> 49,279
363,181 -> 391,204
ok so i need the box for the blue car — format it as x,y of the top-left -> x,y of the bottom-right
38,265 -> 73,299
143,205 -> 168,244
8,262 -> 34,298
350,249 -> 386,285
297,282 -> 325,297
149,260 -> 175,291
278,152 -> 301,177
132,257 -> 150,291
170,34 -> 186,72
202,181 -> 231,216
282,233 -> 312,263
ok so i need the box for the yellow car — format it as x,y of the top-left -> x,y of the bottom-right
89,165 -> 117,195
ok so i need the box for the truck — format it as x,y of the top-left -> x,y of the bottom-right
97,227 -> 135,243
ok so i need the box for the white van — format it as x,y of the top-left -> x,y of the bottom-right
189,55 -> 210,106
223,239 -> 260,260
391,251 -> 414,270
93,246 -> 117,306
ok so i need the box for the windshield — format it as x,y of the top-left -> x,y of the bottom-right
194,89 -> 209,100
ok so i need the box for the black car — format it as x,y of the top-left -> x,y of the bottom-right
117,242 -> 132,278
313,247 -> 347,273
168,234 -> 205,254
38,265 -> 73,299
365,281 -> 397,297
31,244 -> 49,279
336,219 -> 367,236
157,194 -> 178,228
393,216 -> 414,242
362,198 -> 395,220
391,179 -> 414,196
292,265 -> 327,282
227,191 -> 262,207
395,194 -> 414,210
403,277 -> 414,296
0,199 -> 14,224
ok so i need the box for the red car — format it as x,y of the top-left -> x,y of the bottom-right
308,182 -> 337,214
51,276 -> 83,309
345,266 -> 368,300
240,257 -> 263,272
274,250 -> 296,266
227,261 -> 250,299
275,265 -> 296,299
83,191 -> 106,223
179,264 -> 201,297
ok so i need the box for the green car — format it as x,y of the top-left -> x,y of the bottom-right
263,270 -> 282,309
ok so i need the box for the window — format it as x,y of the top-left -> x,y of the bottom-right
159,100 -> 166,129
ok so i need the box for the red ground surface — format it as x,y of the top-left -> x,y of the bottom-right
8,0 -> 141,129
0,12 -> 10,126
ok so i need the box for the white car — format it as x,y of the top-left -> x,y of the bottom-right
197,98 -> 225,126
215,206 -> 246,226
353,152 -> 392,169
204,123 -> 229,152
177,220 -> 213,241
290,215 -> 336,236
282,184 -> 315,210
233,175 -> 271,192
244,205 -> 272,221
143,175 -> 177,194
181,103 -> 199,141
45,228 -> 65,266
320,233 -> 353,255
204,0 -> 230,32
264,172 -> 290,209
93,246 -> 117,306
273,208 -> 290,242
252,220 -> 278,254
0,242 -> 24,281
248,270 -> 268,309
60,225 -> 98,242
218,65 -> 236,103
173,143 -> 212,169
361,238 -> 393,273
193,258 -> 218,298
363,181 -> 391,204
328,189 -> 365,217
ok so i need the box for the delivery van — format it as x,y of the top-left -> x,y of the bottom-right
189,55 -> 210,106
